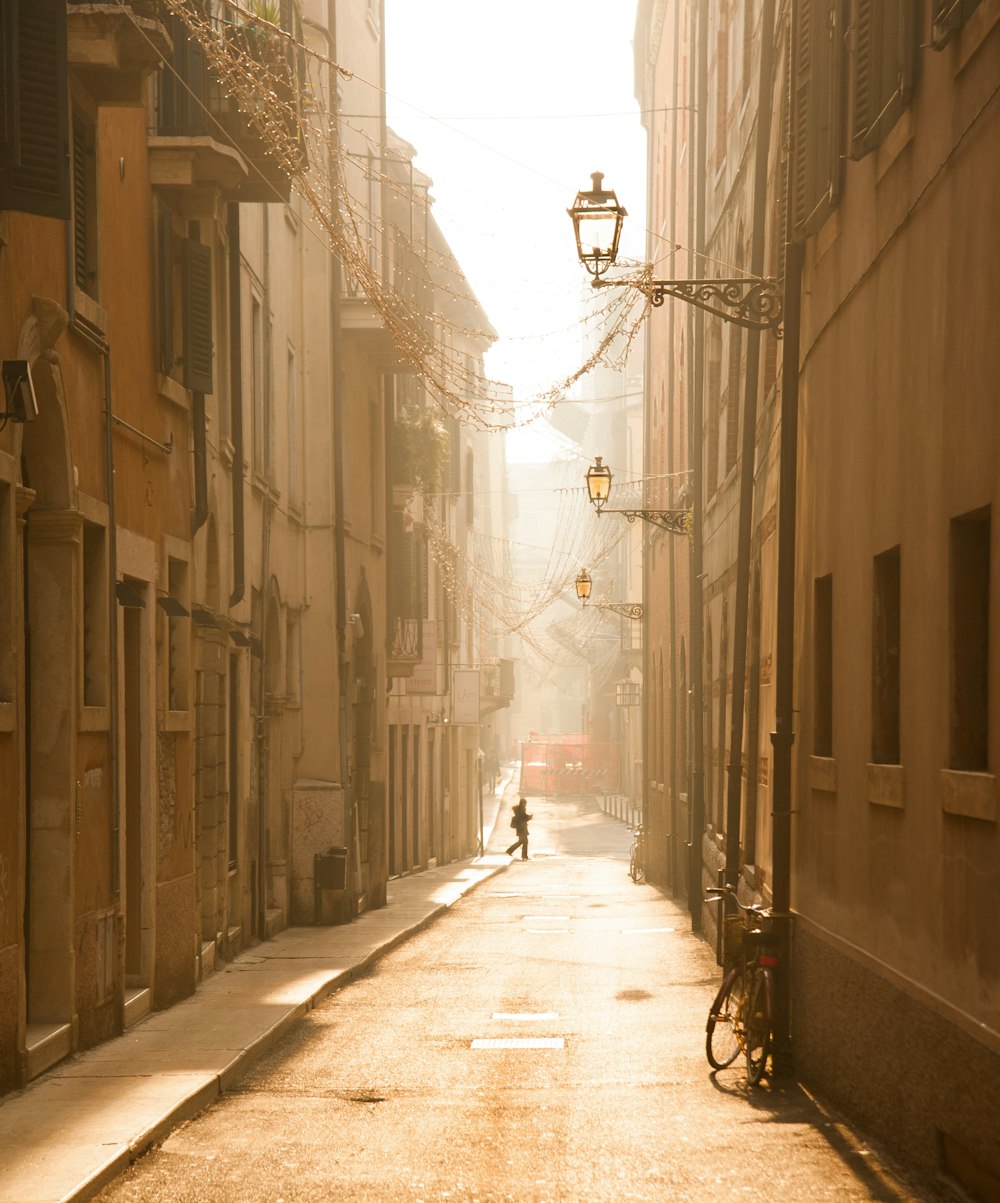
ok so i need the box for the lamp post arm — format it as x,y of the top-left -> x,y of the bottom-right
598,506 -> 691,536
594,275 -> 783,332
591,601 -> 644,620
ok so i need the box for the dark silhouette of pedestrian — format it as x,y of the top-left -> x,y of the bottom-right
505,797 -> 533,859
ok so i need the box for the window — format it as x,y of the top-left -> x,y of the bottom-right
872,545 -> 901,764
949,509 -> 990,771
0,483 -> 12,703
228,652 -> 239,869
0,0 -> 70,219
251,294 -> 265,474
288,346 -> 299,509
931,0 -> 983,49
814,574 -> 833,756
82,522 -> 107,707
167,557 -> 190,711
182,228 -> 213,393
790,0 -> 843,239
848,0 -> 916,160
72,107 -> 98,299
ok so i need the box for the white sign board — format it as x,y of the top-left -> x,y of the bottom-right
452,669 -> 481,724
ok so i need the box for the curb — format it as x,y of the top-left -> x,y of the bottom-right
64,856 -> 510,1203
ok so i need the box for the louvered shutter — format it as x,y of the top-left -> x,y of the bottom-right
851,0 -> 875,154
182,238 -> 214,394
0,0 -> 69,220
790,0 -> 842,240
849,1 -> 915,159
158,210 -> 174,375
72,119 -> 91,292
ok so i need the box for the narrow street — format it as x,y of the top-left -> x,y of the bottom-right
95,799 -> 942,1203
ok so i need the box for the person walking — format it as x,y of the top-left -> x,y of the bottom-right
505,797 -> 533,859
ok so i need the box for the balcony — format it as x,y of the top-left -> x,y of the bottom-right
387,505 -> 424,679
387,617 -> 421,680
150,10 -> 305,205
480,659 -> 515,716
67,1 -> 172,105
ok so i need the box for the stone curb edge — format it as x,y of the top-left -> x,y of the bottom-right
63,858 -> 509,1203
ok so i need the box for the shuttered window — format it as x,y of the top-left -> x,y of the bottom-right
157,209 -> 174,375
849,0 -> 916,160
72,110 -> 98,296
0,0 -> 69,220
182,238 -> 214,394
931,0 -> 983,49
790,0 -> 842,240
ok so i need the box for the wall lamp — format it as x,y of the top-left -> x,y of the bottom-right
575,568 -> 644,619
568,173 -> 782,332
1,360 -> 40,424
584,457 -> 689,537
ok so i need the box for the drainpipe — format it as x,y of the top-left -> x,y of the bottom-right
66,223 -> 122,1023
327,0 -> 353,919
771,235 -> 803,1073
687,0 -> 708,932
227,204 -> 245,607
724,0 -> 776,888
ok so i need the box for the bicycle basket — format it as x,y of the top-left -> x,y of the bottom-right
722,914 -> 744,966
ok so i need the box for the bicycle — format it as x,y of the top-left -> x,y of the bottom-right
703,883 -> 780,1085
628,825 -> 646,883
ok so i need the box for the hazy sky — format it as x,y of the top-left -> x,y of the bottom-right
383,0 -> 646,410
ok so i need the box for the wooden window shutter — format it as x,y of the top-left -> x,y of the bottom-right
849,1 -> 915,160
182,238 -> 214,394
158,210 -> 174,375
72,118 -> 91,292
0,0 -> 69,220
790,0 -> 842,240
931,0 -> 982,49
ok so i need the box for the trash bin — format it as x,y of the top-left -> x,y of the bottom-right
315,846 -> 348,891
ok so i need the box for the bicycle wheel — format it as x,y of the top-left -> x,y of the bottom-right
706,969 -> 744,1069
629,844 -> 639,882
744,968 -> 771,1085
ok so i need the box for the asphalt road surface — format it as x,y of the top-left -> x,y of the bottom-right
96,795 -> 943,1202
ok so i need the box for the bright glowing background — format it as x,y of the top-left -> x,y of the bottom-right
382,0 -> 647,414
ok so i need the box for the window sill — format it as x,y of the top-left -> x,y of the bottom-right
162,708 -> 191,733
941,769 -> 997,822
875,109 -> 914,185
867,762 -> 904,809
958,0 -> 1000,74
73,287 -> 108,338
158,374 -> 191,412
808,755 -> 837,793
79,705 -> 110,733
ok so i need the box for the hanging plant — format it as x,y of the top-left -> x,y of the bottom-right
392,408 -> 450,496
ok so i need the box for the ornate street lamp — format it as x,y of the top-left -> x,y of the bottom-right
567,172 -> 627,280
569,173 -> 783,332
584,455 -> 689,537
575,566 -> 643,619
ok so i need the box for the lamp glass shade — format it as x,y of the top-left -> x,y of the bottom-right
568,173 -> 626,278
575,569 -> 592,601
585,456 -> 612,507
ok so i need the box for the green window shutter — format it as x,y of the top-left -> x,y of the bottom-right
72,120 -> 91,292
0,0 -> 69,220
182,238 -> 214,394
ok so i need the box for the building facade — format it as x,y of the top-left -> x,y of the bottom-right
635,0 -> 1000,1192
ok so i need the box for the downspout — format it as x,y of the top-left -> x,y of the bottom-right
724,0 -> 776,887
327,0 -> 353,918
227,204 -> 245,607
771,232 -> 804,1075
640,20 -> 653,878
687,0 -> 709,932
67,224 -> 122,1019
665,0 -> 681,892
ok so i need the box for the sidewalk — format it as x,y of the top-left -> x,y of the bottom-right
0,791 -> 515,1203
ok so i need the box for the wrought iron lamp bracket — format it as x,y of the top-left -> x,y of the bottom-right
647,277 -> 783,333
600,506 -> 690,536
592,601 -> 644,620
